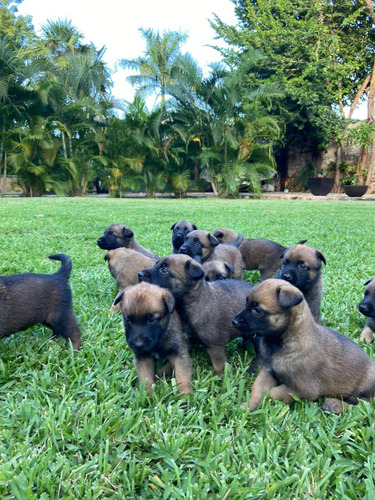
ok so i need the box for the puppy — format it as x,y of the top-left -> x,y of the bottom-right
138,254 -> 257,375
171,220 -> 197,253
233,279 -> 375,414
0,254 -> 81,349
104,248 -> 157,313
213,227 -> 286,280
276,242 -> 325,323
97,224 -> 159,259
359,277 -> 375,343
202,261 -> 234,282
114,282 -> 193,394
179,230 -> 244,280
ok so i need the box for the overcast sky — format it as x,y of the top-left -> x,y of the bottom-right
18,0 -> 238,105
17,0 -> 366,118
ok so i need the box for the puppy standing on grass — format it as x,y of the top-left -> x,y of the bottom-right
276,241 -> 324,323
179,230 -> 244,280
104,248 -> 157,313
359,277 -> 375,343
97,224 -> 159,259
113,282 -> 193,394
170,220 -> 197,254
138,254 -> 257,375
232,279 -> 375,414
0,254 -> 81,349
213,227 -> 286,280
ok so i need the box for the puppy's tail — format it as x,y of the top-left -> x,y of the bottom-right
48,254 -> 72,280
232,233 -> 244,248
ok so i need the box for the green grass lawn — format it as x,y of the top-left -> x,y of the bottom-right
0,197 -> 375,499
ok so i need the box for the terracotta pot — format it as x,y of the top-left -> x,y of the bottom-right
308,178 -> 334,196
342,185 -> 368,197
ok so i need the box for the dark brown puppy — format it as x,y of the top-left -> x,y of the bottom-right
202,260 -> 234,282
0,254 -> 81,349
233,279 -> 375,414
104,248 -> 157,313
213,227 -> 286,280
138,254 -> 257,375
179,230 -> 244,280
114,282 -> 193,394
171,220 -> 197,254
276,242 -> 325,323
359,277 -> 375,343
97,224 -> 159,259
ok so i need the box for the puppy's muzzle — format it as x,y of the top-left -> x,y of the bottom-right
138,270 -> 151,283
281,271 -> 295,283
178,245 -> 189,255
359,302 -> 375,317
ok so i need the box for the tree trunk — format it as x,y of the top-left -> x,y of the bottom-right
0,152 -> 7,196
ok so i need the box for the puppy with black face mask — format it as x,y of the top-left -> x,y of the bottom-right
138,254 -> 257,376
170,221 -> 197,254
233,279 -> 375,414
97,224 -> 159,259
114,282 -> 193,394
359,277 -> 375,343
179,230 -> 244,280
276,241 -> 324,323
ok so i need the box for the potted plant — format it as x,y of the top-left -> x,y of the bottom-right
341,167 -> 368,197
308,169 -> 335,196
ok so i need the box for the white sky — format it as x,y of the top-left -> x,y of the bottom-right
18,0 -> 238,106
17,0 -> 366,118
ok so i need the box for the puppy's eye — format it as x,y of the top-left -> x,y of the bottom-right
108,231 -> 114,237
160,265 -> 168,275
299,263 -> 308,270
282,260 -> 287,266
124,315 -> 133,324
217,274 -> 225,280
147,317 -> 159,325
364,290 -> 369,296
194,239 -> 202,247
253,307 -> 262,315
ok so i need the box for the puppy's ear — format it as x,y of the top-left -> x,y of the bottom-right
364,279 -> 373,286
207,233 -> 220,247
186,260 -> 204,280
213,230 -> 223,239
170,223 -> 176,230
192,224 -> 197,231
316,250 -> 326,265
277,286 -> 303,309
224,262 -> 234,274
297,239 -> 307,245
163,293 -> 175,314
104,252 -> 110,261
113,290 -> 125,306
122,227 -> 134,238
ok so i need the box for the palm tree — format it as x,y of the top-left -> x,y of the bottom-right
119,28 -> 188,109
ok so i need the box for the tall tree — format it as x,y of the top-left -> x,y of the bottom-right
119,28 -> 188,109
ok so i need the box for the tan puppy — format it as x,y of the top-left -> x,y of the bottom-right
233,279 -> 375,414
138,254 -> 257,375
171,220 -> 197,253
105,248 -> 157,313
179,230 -> 244,280
359,277 -> 375,343
213,228 -> 286,280
97,224 -> 159,259
202,260 -> 235,282
276,242 -> 325,323
114,282 -> 193,394
0,254 -> 81,349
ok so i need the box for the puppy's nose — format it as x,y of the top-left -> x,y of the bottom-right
232,317 -> 240,327
359,303 -> 370,315
133,339 -> 145,348
138,270 -> 151,282
282,272 -> 293,281
179,246 -> 187,254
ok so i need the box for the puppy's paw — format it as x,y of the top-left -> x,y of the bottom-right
322,397 -> 347,414
360,327 -> 374,343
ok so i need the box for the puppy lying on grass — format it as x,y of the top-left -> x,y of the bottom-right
233,279 -> 375,414
114,282 -> 193,394
0,254 -> 81,349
